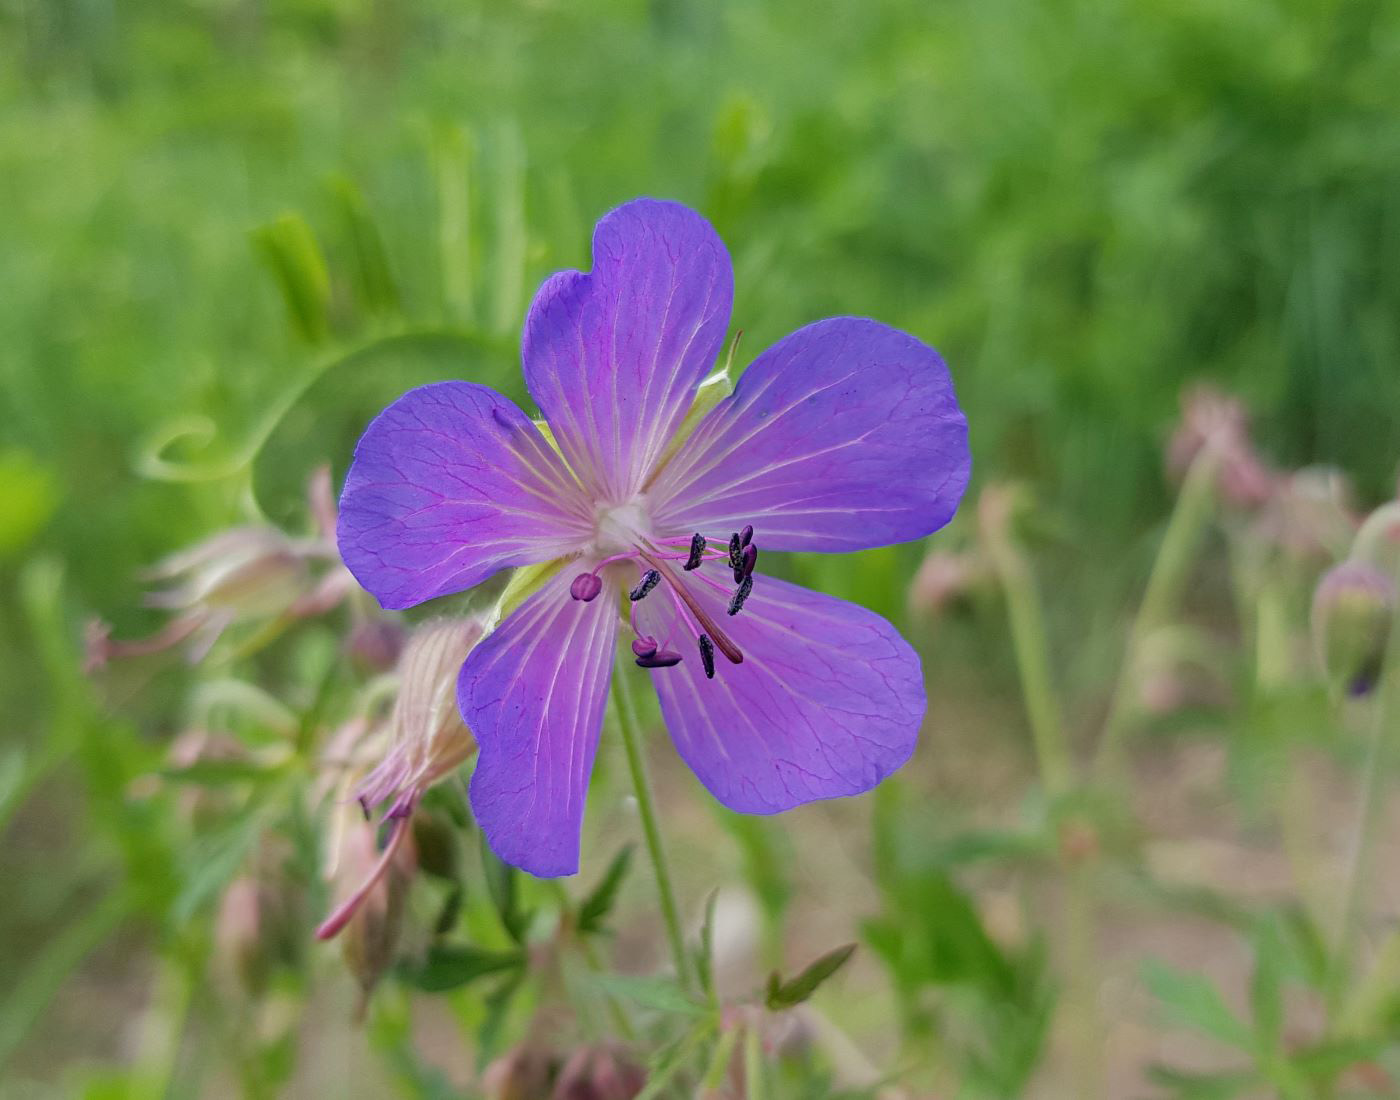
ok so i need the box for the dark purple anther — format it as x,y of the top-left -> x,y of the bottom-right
631,635 -> 659,658
698,634 -> 716,680
740,524 -> 753,548
683,532 -> 707,571
635,649 -> 684,669
570,573 -> 603,602
741,543 -> 757,577
727,573 -> 753,616
629,569 -> 661,601
727,531 -> 742,571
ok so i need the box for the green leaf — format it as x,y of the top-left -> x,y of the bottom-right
1143,960 -> 1253,1049
330,175 -> 400,317
251,213 -> 331,344
396,944 -> 523,993
1145,1064 -> 1255,1099
591,974 -> 710,1018
1249,922 -> 1285,1054
577,845 -> 633,934
765,943 -> 857,1009
479,833 -> 530,944
696,888 -> 719,1004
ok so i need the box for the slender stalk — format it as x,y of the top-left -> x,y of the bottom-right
981,494 -> 1073,796
1093,448 -> 1219,778
612,665 -> 693,993
744,1016 -> 767,1100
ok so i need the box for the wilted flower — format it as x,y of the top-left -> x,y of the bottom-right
551,1044 -> 645,1100
321,804 -> 416,1005
317,618 -> 482,940
1166,384 -> 1276,510
1312,561 -> 1395,697
907,549 -> 989,618
354,617 -> 485,820
1251,466 -> 1358,563
337,199 -> 971,876
85,467 -> 353,670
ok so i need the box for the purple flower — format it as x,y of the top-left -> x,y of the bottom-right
337,199 -> 970,876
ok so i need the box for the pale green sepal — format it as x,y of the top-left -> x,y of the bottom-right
651,334 -> 740,474
491,559 -> 566,627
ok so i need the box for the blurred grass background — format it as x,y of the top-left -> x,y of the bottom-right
3,0 -> 1400,1096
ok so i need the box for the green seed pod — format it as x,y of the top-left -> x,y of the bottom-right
1312,561 -> 1395,697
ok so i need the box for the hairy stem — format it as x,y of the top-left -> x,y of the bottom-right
612,665 -> 693,993
1093,448 -> 1219,779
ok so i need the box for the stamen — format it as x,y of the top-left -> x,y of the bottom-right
740,524 -> 754,548
728,574 -> 753,616
728,532 -> 743,571
631,636 -> 659,658
629,569 -> 661,601
637,551 -> 744,665
683,532 -> 707,571
698,635 -> 716,679
570,573 -> 603,602
635,649 -> 683,669
741,543 -> 758,578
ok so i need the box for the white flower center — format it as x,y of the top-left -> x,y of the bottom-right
593,496 -> 653,556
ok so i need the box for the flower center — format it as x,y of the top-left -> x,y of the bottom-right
593,497 -> 653,557
568,522 -> 759,680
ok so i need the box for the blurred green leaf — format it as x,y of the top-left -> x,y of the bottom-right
397,944 -> 523,994
252,213 -> 332,344
765,943 -> 856,1010
591,974 -> 709,1018
1145,1064 -> 1255,1100
0,448 -> 58,559
1143,960 -> 1253,1049
577,844 -> 633,935
479,833 -> 530,945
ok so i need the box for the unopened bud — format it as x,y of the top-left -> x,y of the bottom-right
411,810 -> 459,881
1312,561 -> 1395,697
483,1043 -> 559,1100
1354,502 -> 1400,579
216,875 -> 272,997
551,1044 -> 645,1100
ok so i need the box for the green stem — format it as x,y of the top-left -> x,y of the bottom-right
982,506 -> 1073,796
744,1017 -> 767,1100
612,665 -> 693,993
1093,448 -> 1219,779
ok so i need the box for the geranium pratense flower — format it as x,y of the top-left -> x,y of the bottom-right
338,199 -> 970,876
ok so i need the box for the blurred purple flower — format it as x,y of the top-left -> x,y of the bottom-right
337,199 -> 971,876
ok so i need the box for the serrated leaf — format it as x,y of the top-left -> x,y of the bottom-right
577,845 -> 633,934
766,943 -> 857,1009
1143,960 -> 1253,1049
397,944 -> 523,993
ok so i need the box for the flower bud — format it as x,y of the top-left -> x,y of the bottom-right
1312,561 -> 1395,697
1353,501 -> 1400,579
551,1044 -> 645,1100
356,618 -> 485,818
216,875 -> 273,997
483,1043 -> 559,1100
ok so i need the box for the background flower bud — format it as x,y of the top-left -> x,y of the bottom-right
335,819 -> 416,1015
550,1044 -> 645,1100
483,1043 -> 559,1100
1312,561 -> 1395,697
